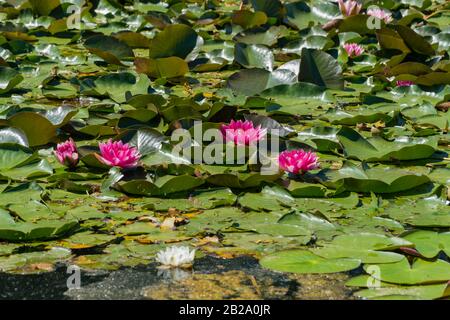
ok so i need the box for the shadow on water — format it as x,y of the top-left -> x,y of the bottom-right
0,266 -> 107,300
0,256 -> 355,300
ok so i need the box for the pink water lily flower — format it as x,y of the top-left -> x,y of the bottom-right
396,80 -> 414,87
54,138 -> 79,168
343,43 -> 364,57
338,0 -> 362,17
97,139 -> 141,169
220,120 -> 267,146
367,8 -> 393,23
278,149 -> 319,175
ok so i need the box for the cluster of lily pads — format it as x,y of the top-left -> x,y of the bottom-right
0,0 -> 449,300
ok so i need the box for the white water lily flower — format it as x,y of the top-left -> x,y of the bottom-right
155,246 -> 196,268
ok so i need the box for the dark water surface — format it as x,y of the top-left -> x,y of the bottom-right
0,256 -> 355,300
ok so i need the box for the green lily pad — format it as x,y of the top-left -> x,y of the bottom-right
148,24 -> 198,60
261,82 -> 333,112
0,219 -> 78,242
232,10 -> 268,29
384,197 -> 450,227
0,144 -> 33,171
0,66 -> 23,94
285,0 -> 340,30
119,175 -> 204,196
93,73 -> 141,103
403,230 -> 450,258
338,127 -> 438,162
354,282 -> 449,300
206,172 -> 282,189
312,233 -> 411,264
365,257 -> 450,285
84,35 -> 134,65
29,0 -> 60,16
238,186 -> 294,211
143,188 -> 236,212
135,57 -> 189,79
298,49 -> 344,90
7,112 -> 57,147
234,43 -> 274,71
321,162 -> 431,194
260,249 -> 361,274
0,247 -> 72,273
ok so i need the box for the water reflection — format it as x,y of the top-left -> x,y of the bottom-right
157,267 -> 193,282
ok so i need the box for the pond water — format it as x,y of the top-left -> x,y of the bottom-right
0,256 -> 356,300
0,0 -> 449,302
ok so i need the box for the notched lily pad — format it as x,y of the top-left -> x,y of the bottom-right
260,250 -> 361,274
